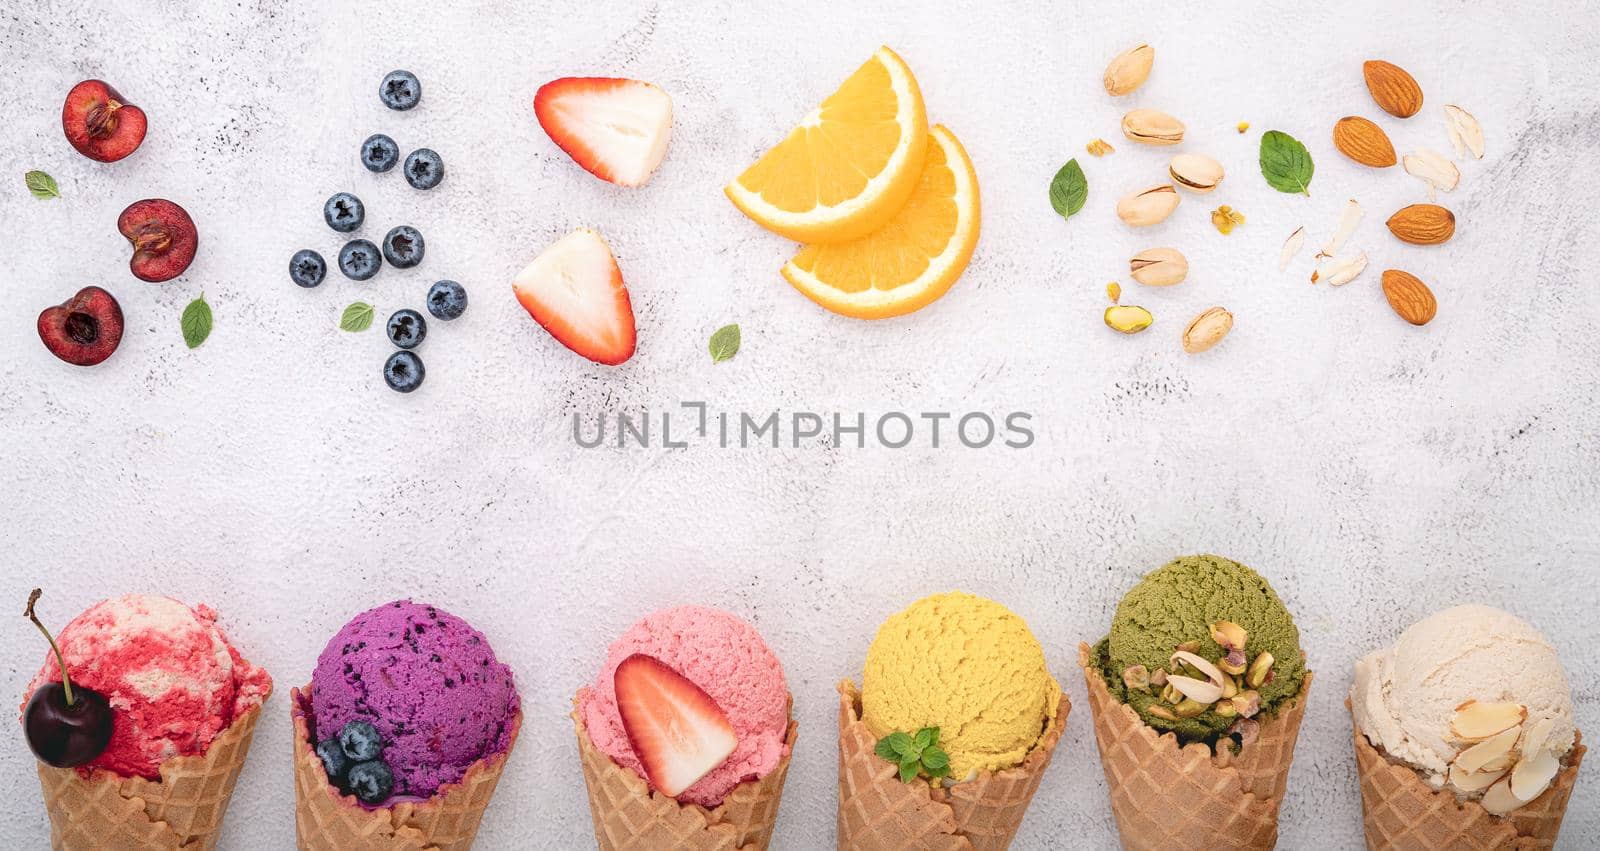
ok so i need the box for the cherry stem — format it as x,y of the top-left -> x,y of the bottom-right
24,589 -> 74,707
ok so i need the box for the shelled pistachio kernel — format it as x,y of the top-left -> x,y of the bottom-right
1147,705 -> 1179,721
1122,664 -> 1150,690
1174,698 -> 1211,718
1107,281 -> 1122,303
1246,651 -> 1275,688
1105,305 -> 1154,334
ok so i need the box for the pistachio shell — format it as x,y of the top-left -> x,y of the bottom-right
1103,44 -> 1154,96
1121,109 -> 1185,145
1116,184 -> 1180,226
1168,153 -> 1224,192
1129,247 -> 1188,286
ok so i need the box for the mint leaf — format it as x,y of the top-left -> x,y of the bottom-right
709,323 -> 740,363
885,731 -> 918,761
181,294 -> 212,349
1048,159 -> 1088,220
898,760 -> 920,784
340,301 -> 375,332
912,727 -> 935,751
1259,131 -> 1314,196
25,170 -> 59,200
921,746 -> 950,773
874,737 -> 900,763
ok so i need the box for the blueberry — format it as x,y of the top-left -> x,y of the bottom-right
384,350 -> 425,393
403,149 -> 443,190
426,280 -> 467,320
290,249 -> 326,288
382,225 -> 424,268
346,759 -> 395,804
387,309 -> 427,349
315,737 -> 350,784
361,133 -> 399,173
339,721 -> 384,762
379,70 -> 421,111
338,239 -> 382,281
323,192 -> 364,233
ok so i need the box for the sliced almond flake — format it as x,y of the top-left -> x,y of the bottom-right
1480,777 -> 1523,815
1510,749 -> 1560,802
1403,148 -> 1460,201
1449,761 -> 1508,794
1279,226 -> 1305,272
1444,104 -> 1485,159
1311,252 -> 1368,286
1455,725 -> 1523,774
1317,199 -> 1363,260
1520,717 -> 1555,756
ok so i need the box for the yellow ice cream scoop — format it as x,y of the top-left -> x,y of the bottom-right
862,591 -> 1060,778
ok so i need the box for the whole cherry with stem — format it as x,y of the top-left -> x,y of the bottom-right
22,589 -> 113,768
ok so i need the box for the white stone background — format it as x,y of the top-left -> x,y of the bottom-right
1,0 -> 1597,848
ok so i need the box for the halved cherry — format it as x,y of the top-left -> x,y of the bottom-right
62,80 -> 147,163
118,199 -> 198,282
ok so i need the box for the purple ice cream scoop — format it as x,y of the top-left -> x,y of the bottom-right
310,600 -> 519,799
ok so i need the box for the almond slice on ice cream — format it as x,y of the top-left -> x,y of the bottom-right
1510,748 -> 1561,802
1450,700 -> 1527,742
1480,777 -> 1524,816
1454,725 -> 1522,774
1448,761 -> 1509,794
1520,717 -> 1555,756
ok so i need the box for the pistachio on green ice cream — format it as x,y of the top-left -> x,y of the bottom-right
1097,554 -> 1306,744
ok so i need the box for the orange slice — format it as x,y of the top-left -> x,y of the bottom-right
780,125 -> 979,319
725,46 -> 927,244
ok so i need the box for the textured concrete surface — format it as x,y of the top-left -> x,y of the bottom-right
2,1 -> 1598,848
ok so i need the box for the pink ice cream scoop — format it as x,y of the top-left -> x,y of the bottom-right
578,605 -> 790,808
21,594 -> 272,779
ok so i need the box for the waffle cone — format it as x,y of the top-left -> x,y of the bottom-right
573,695 -> 797,850
1350,700 -> 1585,850
835,679 -> 1069,850
35,692 -> 269,851
291,685 -> 520,851
1079,644 -> 1311,851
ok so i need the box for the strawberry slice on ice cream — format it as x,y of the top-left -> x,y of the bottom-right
614,654 -> 737,798
535,77 -> 673,187
513,228 -> 637,366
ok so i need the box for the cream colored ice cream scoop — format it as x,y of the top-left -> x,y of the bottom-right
1350,604 -> 1575,791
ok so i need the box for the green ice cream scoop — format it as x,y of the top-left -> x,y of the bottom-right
1097,554 -> 1306,743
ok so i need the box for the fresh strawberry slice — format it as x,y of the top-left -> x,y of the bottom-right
613,654 -> 737,798
535,77 -> 673,187
513,229 -> 637,365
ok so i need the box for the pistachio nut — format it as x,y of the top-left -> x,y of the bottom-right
1246,651 -> 1275,688
1181,307 -> 1233,355
1210,620 -> 1248,650
1168,153 -> 1224,193
1129,247 -> 1188,286
1103,44 -> 1154,96
1227,717 -> 1261,747
1147,705 -> 1179,721
1221,674 -> 1240,700
1104,304 -> 1154,334
1122,664 -> 1151,691
1149,668 -> 1168,687
1116,184 -> 1180,226
1174,640 -> 1200,654
1121,109 -> 1185,145
1161,682 -> 1182,705
1214,700 -> 1239,719
1173,698 -> 1211,718
1219,648 -> 1247,676
1106,281 -> 1122,303
1232,689 -> 1262,719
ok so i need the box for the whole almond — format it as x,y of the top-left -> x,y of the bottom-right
1117,185 -> 1180,226
1382,269 -> 1437,325
1121,109 -> 1185,145
1364,60 -> 1424,118
1386,204 -> 1456,245
1182,307 -> 1233,354
1104,44 -> 1154,96
1333,116 -> 1397,167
